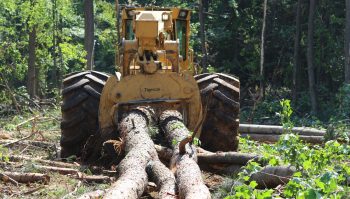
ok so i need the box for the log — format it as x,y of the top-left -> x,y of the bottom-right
146,160 -> 177,199
160,110 -> 211,199
155,144 -> 263,166
239,124 -> 326,136
240,133 -> 324,144
197,150 -> 262,165
104,107 -> 159,199
1,171 -> 50,184
250,166 -> 295,188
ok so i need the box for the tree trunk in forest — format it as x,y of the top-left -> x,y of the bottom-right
84,0 -> 94,70
50,0 -> 59,89
307,0 -> 317,115
199,0 -> 208,72
260,0 -> 267,98
293,0 -> 302,101
345,0 -> 350,83
160,110 -> 211,199
27,26 -> 37,98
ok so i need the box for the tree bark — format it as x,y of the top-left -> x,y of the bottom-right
260,0 -> 268,98
160,110 -> 211,199
293,0 -> 302,101
27,26 -> 37,98
307,0 -> 318,115
199,0 -> 208,72
250,166 -> 295,189
104,107 -> 158,199
146,160 -> 177,199
345,0 -> 350,83
84,0 -> 94,70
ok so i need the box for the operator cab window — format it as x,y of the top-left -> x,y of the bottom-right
176,20 -> 187,61
125,20 -> 135,40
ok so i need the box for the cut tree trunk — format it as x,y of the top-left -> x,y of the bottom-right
250,166 -> 295,188
155,144 -> 263,167
146,160 -> 176,199
103,107 -> 159,199
197,150 -> 262,165
239,124 -> 326,136
160,110 -> 211,199
1,172 -> 50,184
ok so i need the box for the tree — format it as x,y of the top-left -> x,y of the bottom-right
84,0 -> 94,70
198,0 -> 208,72
260,0 -> 268,98
27,26 -> 38,98
293,0 -> 302,101
346,0 -> 350,84
307,0 -> 318,115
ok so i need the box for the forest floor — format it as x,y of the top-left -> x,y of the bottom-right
1,107 -> 349,198
0,108 -> 225,198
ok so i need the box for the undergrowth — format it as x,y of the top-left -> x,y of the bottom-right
216,99 -> 350,199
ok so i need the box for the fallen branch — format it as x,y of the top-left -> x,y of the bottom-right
2,134 -> 34,147
74,173 -> 114,183
62,181 -> 82,199
1,171 -> 49,184
0,172 -> 19,186
160,110 -> 211,199
34,165 -> 78,175
22,185 -> 45,195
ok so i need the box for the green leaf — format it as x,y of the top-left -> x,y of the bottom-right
249,180 -> 258,188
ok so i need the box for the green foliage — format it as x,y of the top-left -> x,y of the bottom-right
220,99 -> 350,198
279,99 -> 294,131
0,145 -> 9,163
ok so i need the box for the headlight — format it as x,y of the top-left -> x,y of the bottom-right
162,14 -> 169,21
179,10 -> 188,18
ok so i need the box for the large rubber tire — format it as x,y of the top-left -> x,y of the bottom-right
60,71 -> 109,158
195,73 -> 240,152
